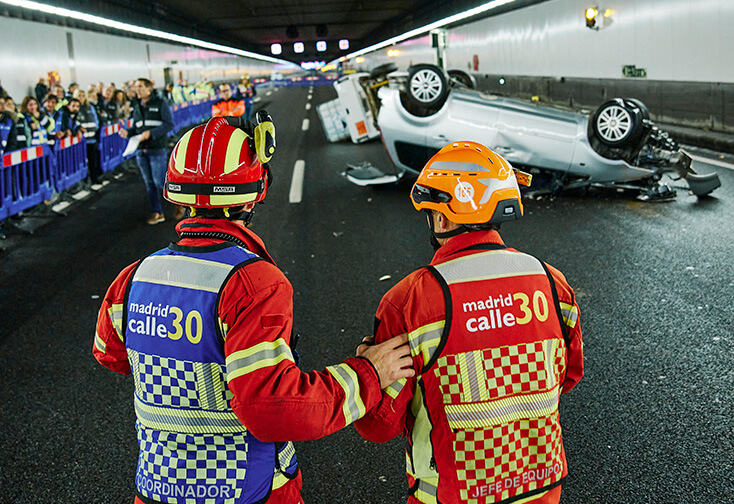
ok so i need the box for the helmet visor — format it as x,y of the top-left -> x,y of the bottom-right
411,184 -> 452,205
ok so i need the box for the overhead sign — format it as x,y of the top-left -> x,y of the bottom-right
622,65 -> 647,78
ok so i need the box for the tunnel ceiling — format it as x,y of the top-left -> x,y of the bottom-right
1,0 -> 548,64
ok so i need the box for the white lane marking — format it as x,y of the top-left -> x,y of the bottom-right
289,160 -> 306,203
302,118 -> 310,131
688,153 -> 734,171
52,201 -> 71,213
72,190 -> 90,200
305,103 -> 312,110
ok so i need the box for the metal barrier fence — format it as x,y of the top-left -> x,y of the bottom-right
99,122 -> 126,173
53,136 -> 88,192
1,145 -> 55,219
0,99 -> 215,222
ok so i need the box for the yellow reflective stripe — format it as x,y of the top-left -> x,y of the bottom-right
385,378 -> 406,399
559,302 -> 578,329
434,250 -> 546,285
545,339 -> 559,390
108,303 -> 124,341
172,129 -> 193,174
226,340 -> 294,381
134,395 -> 246,434
272,441 -> 297,489
457,350 -> 490,403
209,193 -> 258,206
134,255 -> 233,293
166,192 -> 197,205
272,471 -> 289,490
326,363 -> 366,425
409,382 -> 438,479
408,321 -> 444,366
445,385 -> 560,429
94,331 -> 107,353
224,128 -> 248,174
278,441 -> 297,469
195,362 -> 228,410
413,478 -> 439,504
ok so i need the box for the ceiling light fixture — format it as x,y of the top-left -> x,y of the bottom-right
0,0 -> 291,65
345,0 -> 518,59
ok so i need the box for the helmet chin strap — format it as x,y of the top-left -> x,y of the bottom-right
425,210 -> 468,250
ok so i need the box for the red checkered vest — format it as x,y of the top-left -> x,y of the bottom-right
410,244 -> 569,504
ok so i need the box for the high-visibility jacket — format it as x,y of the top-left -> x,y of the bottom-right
94,218 -> 383,503
128,91 -> 173,150
212,98 -> 245,118
354,230 -> 584,504
125,243 -> 297,503
24,112 -> 53,145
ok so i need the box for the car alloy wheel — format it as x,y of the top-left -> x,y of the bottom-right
410,68 -> 446,104
595,103 -> 633,144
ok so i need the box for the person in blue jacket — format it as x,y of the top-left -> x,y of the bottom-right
118,78 -> 174,225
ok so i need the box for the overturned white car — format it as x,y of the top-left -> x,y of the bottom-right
347,64 -> 721,200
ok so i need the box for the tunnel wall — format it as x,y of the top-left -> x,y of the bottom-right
356,0 -> 734,133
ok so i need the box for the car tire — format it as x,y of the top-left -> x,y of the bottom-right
590,98 -> 647,148
448,69 -> 476,89
369,63 -> 398,80
406,64 -> 449,111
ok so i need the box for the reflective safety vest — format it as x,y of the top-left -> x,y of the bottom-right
212,99 -> 246,118
124,241 -> 298,504
408,244 -> 570,504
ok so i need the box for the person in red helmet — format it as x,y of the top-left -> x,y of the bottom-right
354,141 -> 584,504
93,114 -> 414,504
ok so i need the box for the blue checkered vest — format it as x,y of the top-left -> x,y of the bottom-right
124,241 -> 297,504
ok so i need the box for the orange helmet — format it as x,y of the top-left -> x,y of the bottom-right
164,117 -> 268,208
410,141 -> 531,224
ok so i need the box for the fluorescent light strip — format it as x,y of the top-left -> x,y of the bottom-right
345,0 -> 518,59
1,0 -> 293,65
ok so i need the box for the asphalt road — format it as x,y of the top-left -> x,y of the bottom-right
1,84 -> 732,504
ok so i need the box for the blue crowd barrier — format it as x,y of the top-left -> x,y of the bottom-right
1,145 -> 55,219
99,122 -> 127,173
0,100 -> 215,222
53,136 -> 88,192
172,102 -> 192,132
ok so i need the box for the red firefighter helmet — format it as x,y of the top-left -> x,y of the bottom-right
164,117 -> 268,208
410,141 -> 531,224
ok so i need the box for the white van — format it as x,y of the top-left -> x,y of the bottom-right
333,73 -> 381,143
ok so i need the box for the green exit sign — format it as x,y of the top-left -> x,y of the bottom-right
622,65 -> 647,78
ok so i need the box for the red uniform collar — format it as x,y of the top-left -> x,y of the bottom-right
175,218 -> 276,264
430,229 -> 505,265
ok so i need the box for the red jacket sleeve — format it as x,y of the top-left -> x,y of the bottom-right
93,262 -> 139,375
354,270 -> 434,443
221,260 -> 383,442
546,263 -> 584,394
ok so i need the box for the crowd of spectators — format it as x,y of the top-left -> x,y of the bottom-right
0,77 -> 222,158
0,75 -> 257,197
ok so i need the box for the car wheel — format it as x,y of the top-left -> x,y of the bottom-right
406,64 -> 449,111
624,97 -> 650,121
448,70 -> 476,89
369,63 -> 398,80
590,98 -> 646,147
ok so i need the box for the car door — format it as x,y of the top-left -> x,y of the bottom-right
423,90 -> 501,154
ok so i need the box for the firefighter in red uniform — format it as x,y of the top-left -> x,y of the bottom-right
354,141 -> 584,504
93,114 -> 414,504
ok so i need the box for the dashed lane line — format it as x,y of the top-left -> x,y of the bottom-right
305,103 -> 312,110
302,118 -> 310,131
289,160 -> 306,204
